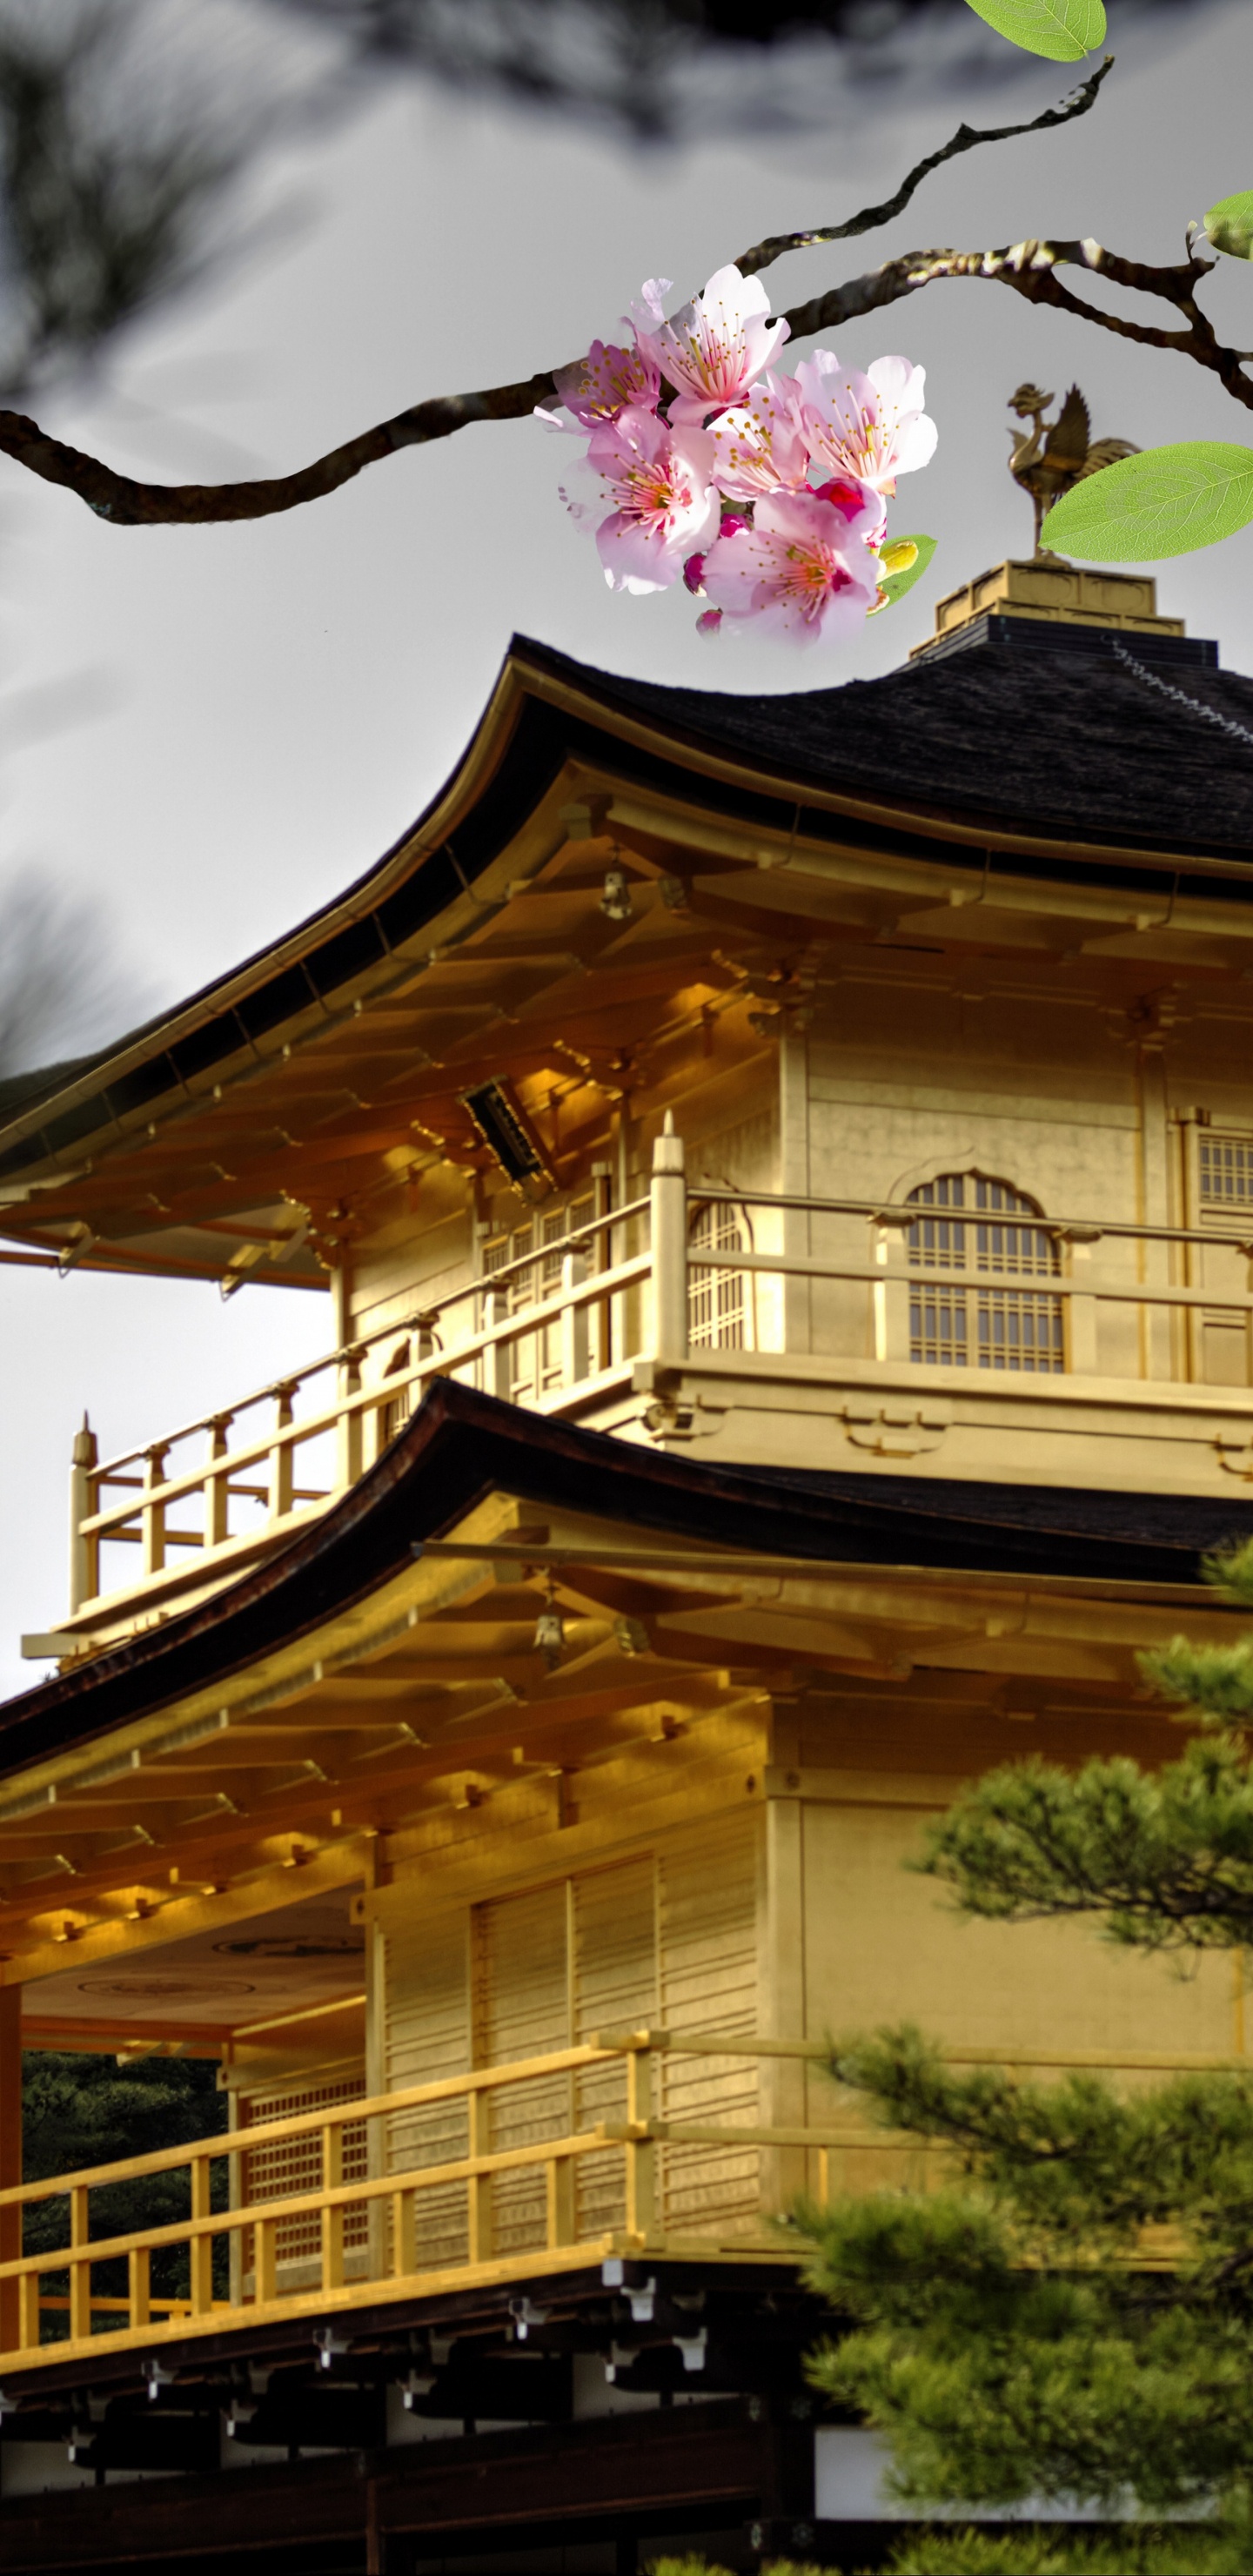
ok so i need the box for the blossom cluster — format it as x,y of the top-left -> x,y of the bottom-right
538,264 -> 936,646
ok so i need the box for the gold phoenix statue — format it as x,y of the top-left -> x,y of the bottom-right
1008,383 -> 1139,558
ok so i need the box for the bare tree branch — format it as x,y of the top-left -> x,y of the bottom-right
2,57 -> 1250,533
0,3 -> 260,403
785,234 -> 1253,413
732,53 -> 1114,278
0,868 -> 147,1081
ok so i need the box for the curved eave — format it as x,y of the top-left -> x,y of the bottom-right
6,633 -> 1253,1199
0,1379 -> 1244,1788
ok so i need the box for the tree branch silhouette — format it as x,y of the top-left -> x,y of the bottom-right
3,57 -> 1249,535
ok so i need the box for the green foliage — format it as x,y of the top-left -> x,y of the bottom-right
1139,1635 -> 1253,1721
775,1535 -> 1253,2551
1204,194 -> 1253,261
1042,443 -> 1253,562
883,2527 -> 1253,2574
961,1 -> 1106,62
650,2539 -> 1253,2576
647,2564 -> 824,2576
800,2037 -> 1253,2515
915,1730 -> 1253,1949
1202,1536 -> 1253,1613
875,534 -> 938,613
23,2051 -> 228,2300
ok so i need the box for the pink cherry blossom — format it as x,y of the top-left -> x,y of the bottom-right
811,473 -> 888,546
539,334 -> 661,436
795,349 -> 937,497
700,488 -> 881,644
683,514 -> 748,595
635,264 -> 788,426
561,406 -> 720,594
705,372 -> 811,501
628,278 -> 673,339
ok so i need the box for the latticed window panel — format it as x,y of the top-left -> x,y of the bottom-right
910,1284 -> 968,1367
688,1202 -> 746,1351
1199,1137 -> 1253,1206
238,2076 -> 368,2272
385,1913 -> 471,2271
907,1175 -> 1063,1375
465,1823 -> 761,2258
658,1812 -> 760,2239
483,1191 -> 595,1398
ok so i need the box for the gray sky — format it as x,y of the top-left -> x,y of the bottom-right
2,0 -> 1250,1692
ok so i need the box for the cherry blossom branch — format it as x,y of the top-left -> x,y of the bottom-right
2,57 -> 1250,532
731,54 -> 1114,278
786,234 -> 1253,414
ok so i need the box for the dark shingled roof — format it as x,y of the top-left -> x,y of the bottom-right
3,619 -> 1250,1158
526,622 -> 1253,858
2,1381 -> 1247,1774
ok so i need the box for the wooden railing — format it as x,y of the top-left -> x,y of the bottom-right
0,2031 -> 859,2373
67,1194 -> 653,1615
57,1118 -> 1253,1621
2,2029 -> 1223,2371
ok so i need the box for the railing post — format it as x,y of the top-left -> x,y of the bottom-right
321,2122 -> 345,2292
650,1113 -> 687,1365
336,1346 -> 364,1489
320,2112 -> 345,2298
873,1216 -> 913,1364
69,2183 -> 91,2342
592,1162 -> 613,1372
190,2157 -> 213,2315
68,1412 -> 98,1614
205,1413 -> 233,1547
129,2244 -> 151,2332
254,2214 -> 277,2305
483,1291 -> 513,1403
560,1248 -> 590,1387
18,2266 -> 41,2355
624,2043 -> 657,2244
467,2088 -> 492,2263
1063,1228 -> 1102,1374
141,1446 -> 169,1579
268,1383 -> 297,1521
0,1988 -> 19,2353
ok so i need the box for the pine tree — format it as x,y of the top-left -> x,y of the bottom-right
784,1538 -> 1253,2574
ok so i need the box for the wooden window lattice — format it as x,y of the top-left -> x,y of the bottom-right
908,1175 -> 1063,1374
483,1191 -> 594,1398
688,1202 -> 746,1351
470,1822 -> 761,2257
1199,1137 -> 1253,1205
239,2076 -> 368,2270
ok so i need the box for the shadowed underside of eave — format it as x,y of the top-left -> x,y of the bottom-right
4,634 -> 1253,1288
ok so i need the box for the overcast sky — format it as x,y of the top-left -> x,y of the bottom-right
1,0 -> 1250,1694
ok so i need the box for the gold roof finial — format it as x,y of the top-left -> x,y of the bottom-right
1008,382 -> 1139,560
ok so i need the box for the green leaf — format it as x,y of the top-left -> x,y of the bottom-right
874,533 -> 937,611
1204,191 -> 1253,259
961,0 -> 1106,60
1042,442 -> 1253,561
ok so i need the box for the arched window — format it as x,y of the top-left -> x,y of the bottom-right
688,1200 -> 747,1350
907,1175 -> 1063,1373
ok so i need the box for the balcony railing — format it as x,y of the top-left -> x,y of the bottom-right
64,1192 -> 653,1621
1,2026 -> 1222,2376
51,1116 -> 1253,1630
0,2030 -> 854,2373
